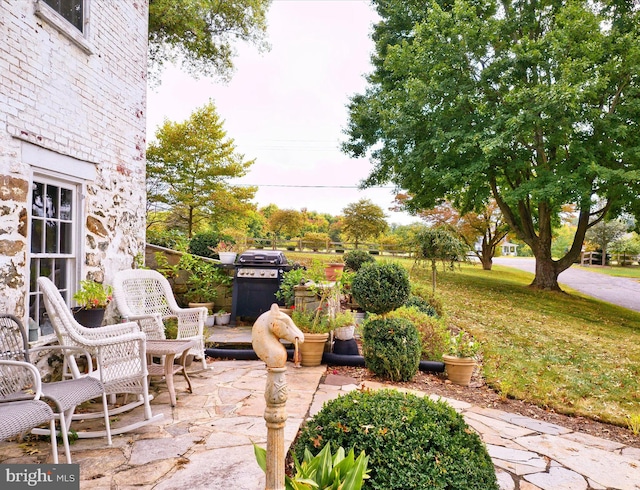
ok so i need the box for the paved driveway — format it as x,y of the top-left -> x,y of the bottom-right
493,257 -> 640,313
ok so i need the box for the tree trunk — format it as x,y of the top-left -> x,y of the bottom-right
479,255 -> 493,270
529,257 -> 561,290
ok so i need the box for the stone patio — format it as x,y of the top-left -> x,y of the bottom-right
0,358 -> 638,489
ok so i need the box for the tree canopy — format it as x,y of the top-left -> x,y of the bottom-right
341,199 -> 389,249
146,102 -> 257,237
343,0 -> 640,290
148,0 -> 271,81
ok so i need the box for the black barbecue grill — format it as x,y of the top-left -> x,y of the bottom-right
230,250 -> 292,324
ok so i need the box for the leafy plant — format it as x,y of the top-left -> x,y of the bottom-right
627,414 -> 640,436
387,306 -> 449,361
275,267 -> 307,307
254,442 -> 369,490
446,330 -> 480,359
362,317 -> 421,381
73,280 -> 113,310
328,310 -> 355,330
293,389 -> 498,490
351,262 -> 410,315
343,249 -> 375,272
292,308 -> 331,334
189,231 -> 222,258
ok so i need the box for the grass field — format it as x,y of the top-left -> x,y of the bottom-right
575,264 -> 640,279
286,252 -> 640,427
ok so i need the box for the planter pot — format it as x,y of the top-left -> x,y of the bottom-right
442,355 -> 477,386
215,313 -> 231,325
299,333 -> 329,367
324,263 -> 344,281
218,252 -> 237,265
188,302 -> 214,314
205,315 -> 215,327
333,324 -> 355,341
72,307 -> 106,328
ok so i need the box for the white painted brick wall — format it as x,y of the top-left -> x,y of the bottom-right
0,0 -> 149,317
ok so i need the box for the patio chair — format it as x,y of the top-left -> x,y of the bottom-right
112,269 -> 208,370
0,314 -> 109,460
0,359 -> 61,463
37,277 -> 163,440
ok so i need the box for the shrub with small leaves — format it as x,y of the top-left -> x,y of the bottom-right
362,317 -> 421,381
351,262 -> 410,315
343,249 -> 375,272
293,389 -> 499,490
387,306 -> 449,361
404,294 -> 439,317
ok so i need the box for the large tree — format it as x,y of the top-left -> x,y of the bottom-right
343,0 -> 640,290
148,0 -> 271,81
341,199 -> 389,249
146,102 -> 256,237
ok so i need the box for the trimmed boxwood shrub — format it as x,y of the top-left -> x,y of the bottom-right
343,249 -> 375,272
188,231 -> 221,258
404,294 -> 439,317
351,262 -> 410,315
387,306 -> 449,361
362,317 -> 421,381
293,389 -> 499,490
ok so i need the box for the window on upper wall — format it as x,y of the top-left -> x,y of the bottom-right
42,0 -> 84,33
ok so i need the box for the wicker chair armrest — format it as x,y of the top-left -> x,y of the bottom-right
0,360 -> 43,400
88,330 -> 146,348
78,321 -> 142,342
29,345 -> 96,374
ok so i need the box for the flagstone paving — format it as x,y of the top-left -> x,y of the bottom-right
0,361 -> 638,489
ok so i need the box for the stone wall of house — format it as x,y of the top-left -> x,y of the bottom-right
0,1 -> 149,318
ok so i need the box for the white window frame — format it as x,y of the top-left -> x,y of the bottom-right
34,0 -> 93,55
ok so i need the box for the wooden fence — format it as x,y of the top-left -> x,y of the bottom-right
581,251 -> 640,266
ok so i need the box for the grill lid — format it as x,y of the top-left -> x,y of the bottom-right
237,250 -> 288,266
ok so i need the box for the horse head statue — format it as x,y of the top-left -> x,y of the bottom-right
252,303 -> 304,368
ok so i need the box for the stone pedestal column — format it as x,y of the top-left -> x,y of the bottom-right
264,366 -> 287,490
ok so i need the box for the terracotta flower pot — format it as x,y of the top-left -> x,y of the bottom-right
442,355 -> 477,386
299,333 -> 329,367
324,263 -> 344,281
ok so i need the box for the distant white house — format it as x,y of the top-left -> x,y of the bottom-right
0,1 -> 149,333
501,241 -> 519,256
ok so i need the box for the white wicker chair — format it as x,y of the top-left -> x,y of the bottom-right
0,360 -> 61,463
37,277 -> 163,439
0,313 -> 109,460
112,269 -> 208,370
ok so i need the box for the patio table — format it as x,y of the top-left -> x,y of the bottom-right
146,339 -> 197,406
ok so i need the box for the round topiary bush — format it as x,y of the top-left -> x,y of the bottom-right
188,231 -> 222,258
387,306 -> 449,361
404,294 -> 439,317
293,389 -> 499,490
343,249 -> 375,272
362,317 -> 421,381
351,262 -> 410,315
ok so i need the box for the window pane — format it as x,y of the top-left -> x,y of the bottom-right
46,185 -> 59,219
45,221 -> 59,253
31,219 -> 43,253
32,183 -> 44,217
54,260 -> 67,289
44,0 -> 83,33
60,222 -> 72,253
60,188 -> 73,220
40,258 -> 53,280
30,259 -> 38,291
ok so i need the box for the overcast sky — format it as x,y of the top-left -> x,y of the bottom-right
146,0 -> 420,226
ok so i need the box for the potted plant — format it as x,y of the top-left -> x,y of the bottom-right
291,307 -> 331,367
72,279 -> 113,328
442,330 -> 480,386
275,267 -> 307,311
211,240 -> 239,265
324,260 -> 345,281
329,309 -> 356,341
214,308 -> 231,326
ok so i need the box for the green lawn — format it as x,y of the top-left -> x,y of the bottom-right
285,252 -> 640,427
575,264 -> 640,280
